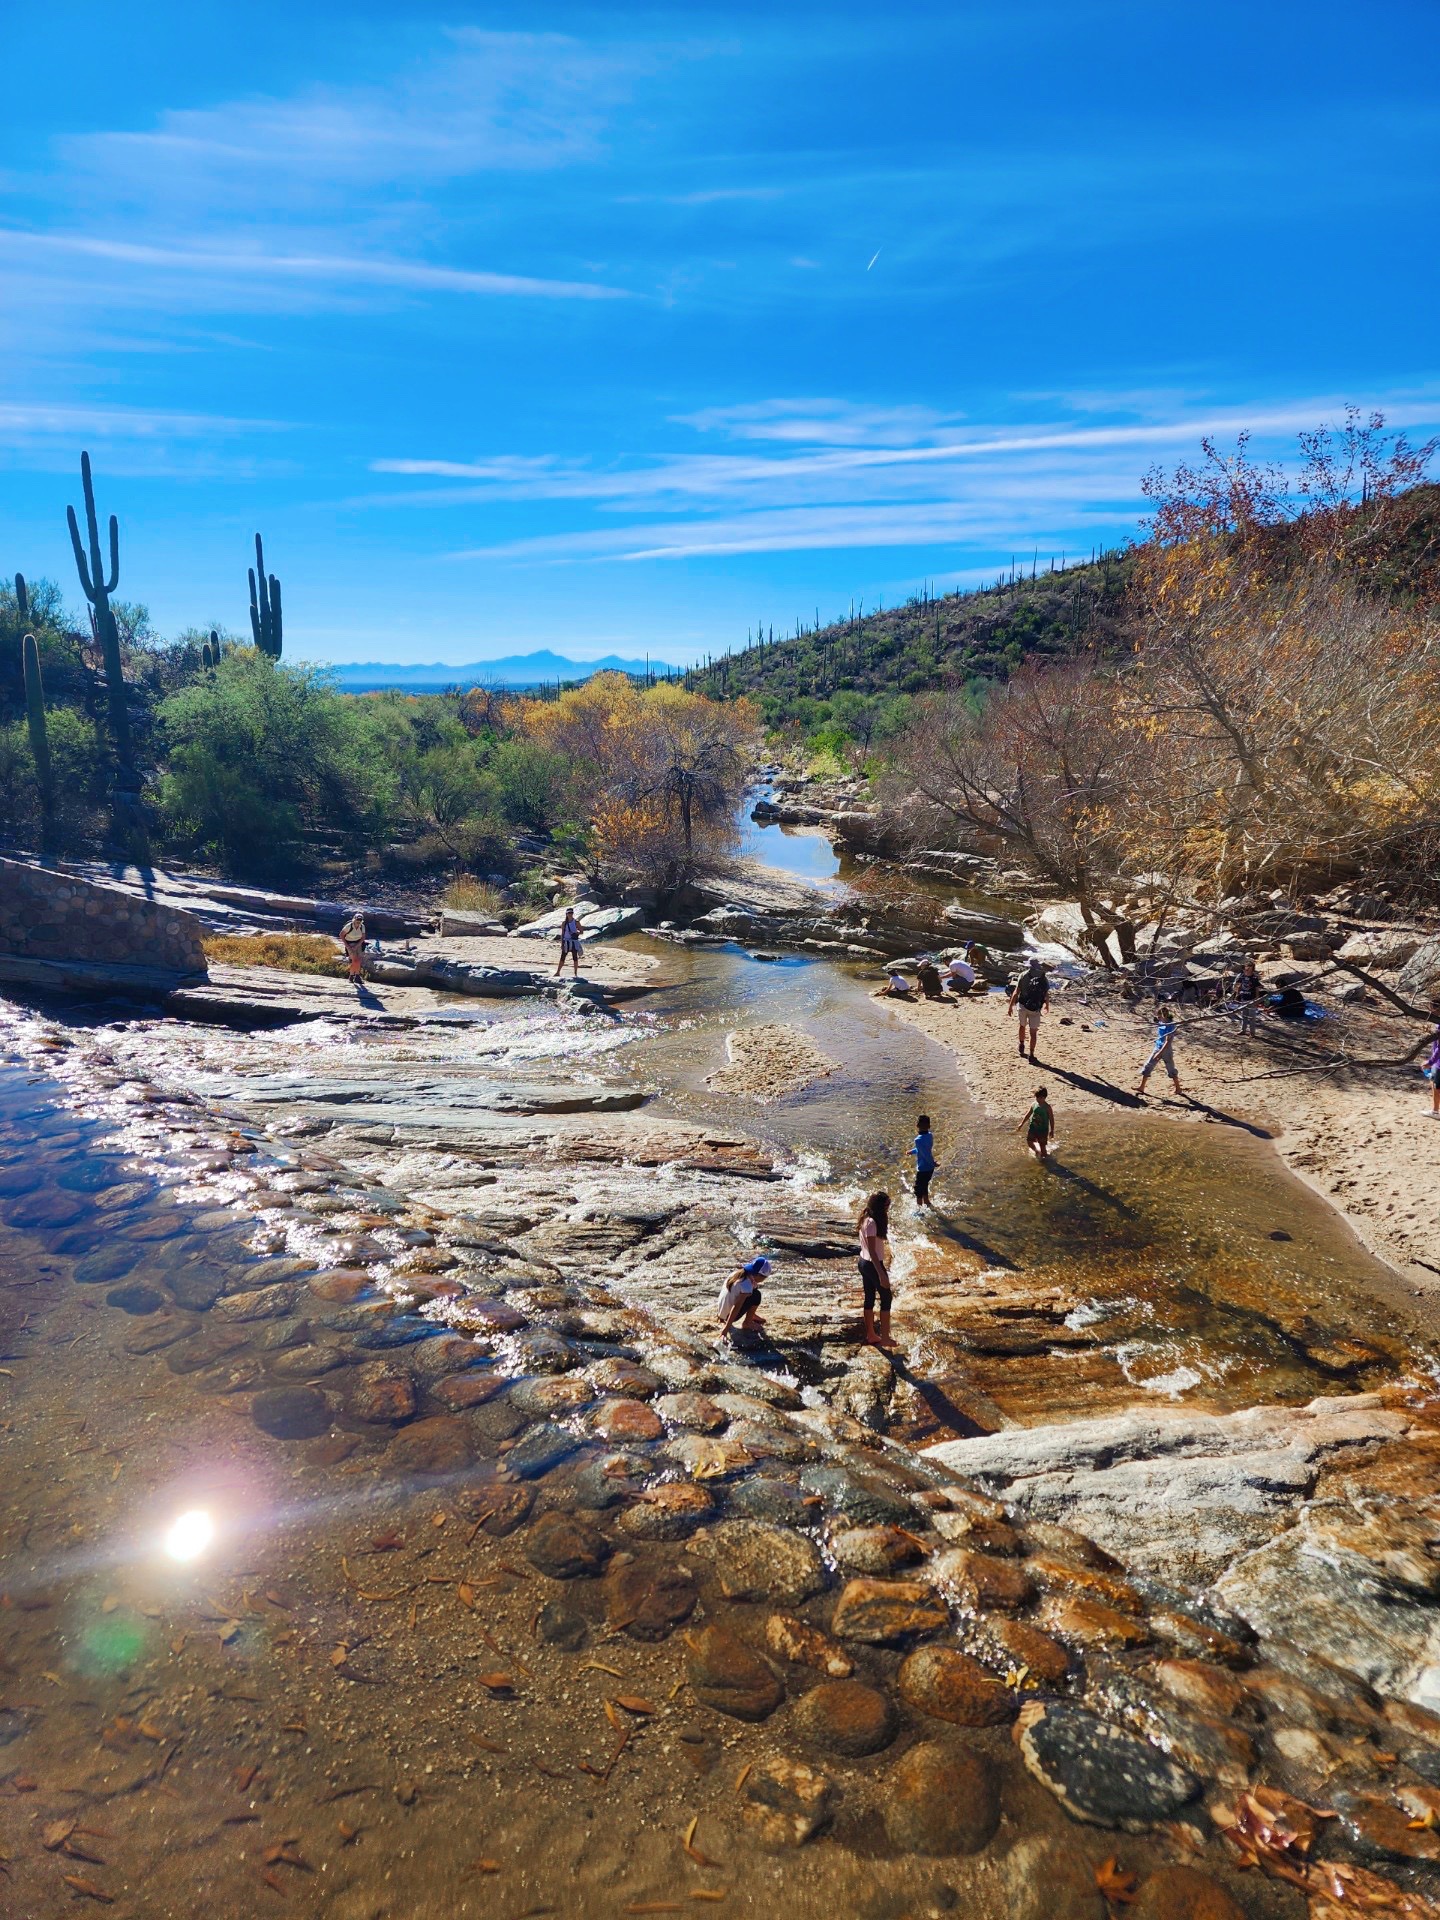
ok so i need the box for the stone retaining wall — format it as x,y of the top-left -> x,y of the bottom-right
0,857 -> 207,977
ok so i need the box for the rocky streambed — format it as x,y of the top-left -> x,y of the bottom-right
4,955 -> 1440,1917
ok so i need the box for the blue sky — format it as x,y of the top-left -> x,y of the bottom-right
3,0 -> 1438,666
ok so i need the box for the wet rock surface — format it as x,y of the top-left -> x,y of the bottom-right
885,1741 -> 1000,1855
1018,1703 -> 1201,1830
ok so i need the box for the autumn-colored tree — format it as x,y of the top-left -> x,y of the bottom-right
519,673 -> 758,889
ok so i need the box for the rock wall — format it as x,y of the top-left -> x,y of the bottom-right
0,857 -> 207,977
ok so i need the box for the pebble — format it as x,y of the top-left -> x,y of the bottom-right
508,1376 -> 593,1417
728,1476 -> 812,1525
509,1329 -> 579,1375
167,1267 -> 227,1311
525,1511 -> 611,1579
386,1415 -> 473,1476
461,1483 -> 534,1537
588,1357 -> 662,1399
349,1363 -> 418,1425
884,1741 -> 1000,1856
1130,1866 -> 1247,1920
830,1578 -> 949,1644
433,1370 -> 506,1411
930,1548 -> 1035,1612
764,1612 -> 854,1678
307,1269 -> 374,1304
565,1452 -> 648,1509
705,1520 -> 827,1604
687,1624 -> 785,1720
213,1281 -> 301,1323
800,1465 -> 913,1527
616,1483 -> 714,1541
503,1421 -> 580,1480
534,1600 -> 588,1650
656,1391 -> 728,1432
602,1561 -> 697,1640
250,1385 -> 331,1440
830,1525 -> 923,1574
105,1282 -> 165,1315
897,1646 -> 1015,1727
588,1398 -> 664,1443
1018,1703 -> 1200,1830
741,1752 -> 835,1847
793,1680 -> 897,1757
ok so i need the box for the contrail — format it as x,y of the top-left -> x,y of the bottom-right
866,250 -> 881,271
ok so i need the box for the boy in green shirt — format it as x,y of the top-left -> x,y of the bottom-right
1017,1086 -> 1056,1163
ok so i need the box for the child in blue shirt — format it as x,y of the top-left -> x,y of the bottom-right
908,1114 -> 936,1207
1137,1003 -> 1183,1098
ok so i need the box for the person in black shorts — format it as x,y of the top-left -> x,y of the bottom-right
857,1191 -> 893,1347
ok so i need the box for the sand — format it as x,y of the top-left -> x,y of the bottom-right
883,982 -> 1440,1295
707,1021 -> 838,1099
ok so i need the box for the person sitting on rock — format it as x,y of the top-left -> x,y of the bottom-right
717,1256 -> 772,1343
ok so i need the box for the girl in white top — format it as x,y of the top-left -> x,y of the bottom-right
717,1256 -> 772,1341
857,1192 -> 893,1348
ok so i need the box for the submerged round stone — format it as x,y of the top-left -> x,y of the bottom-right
1018,1704 -> 1201,1831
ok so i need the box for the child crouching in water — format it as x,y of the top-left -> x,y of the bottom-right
1017,1086 -> 1056,1162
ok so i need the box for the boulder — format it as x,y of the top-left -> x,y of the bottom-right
1398,936 -> 1440,1005
1018,1704 -> 1200,1830
898,1646 -> 1015,1726
687,1625 -> 784,1720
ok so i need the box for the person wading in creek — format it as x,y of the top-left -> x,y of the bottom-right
339,910 -> 367,986
858,1191 -> 894,1348
908,1113 -> 937,1207
717,1255 -> 772,1344
1017,1085 -> 1056,1163
555,907 -> 584,979
1008,958 -> 1050,1062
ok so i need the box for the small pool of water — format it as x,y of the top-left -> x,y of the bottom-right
736,806 -> 844,888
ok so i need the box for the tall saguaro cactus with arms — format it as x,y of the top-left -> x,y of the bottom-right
248,533 -> 283,658
66,450 -> 140,834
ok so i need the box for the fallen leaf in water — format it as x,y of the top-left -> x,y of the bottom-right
263,1842 -> 312,1872
468,1858 -> 501,1874
1095,1856 -> 1137,1905
42,1819 -> 77,1851
458,1583 -> 475,1611
218,1621 -> 241,1645
136,1719 -> 165,1742
477,1673 -> 513,1693
337,1820 -> 361,1844
330,1645 -> 350,1668
61,1876 -> 114,1903
369,1532 -> 405,1553
614,1696 -> 657,1716
689,1895 -> 727,1905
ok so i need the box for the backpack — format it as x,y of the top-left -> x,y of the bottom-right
1017,974 -> 1047,1011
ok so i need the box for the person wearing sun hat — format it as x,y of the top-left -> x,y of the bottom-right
717,1255 -> 773,1342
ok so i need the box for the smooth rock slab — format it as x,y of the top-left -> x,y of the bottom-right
898,1646 -> 1015,1727
251,1386 -> 331,1440
704,1520 -> 827,1604
884,1741 -> 1000,1856
830,1578 -> 949,1644
687,1624 -> 784,1720
791,1680 -> 897,1757
1018,1704 -> 1200,1831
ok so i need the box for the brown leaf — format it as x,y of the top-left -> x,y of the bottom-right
262,1843 -> 313,1872
60,1877 -> 115,1904
477,1673 -> 513,1693
614,1696 -> 657,1716
42,1819 -> 77,1852
1095,1855 -> 1138,1905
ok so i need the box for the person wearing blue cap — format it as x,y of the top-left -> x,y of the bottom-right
717,1255 -> 773,1342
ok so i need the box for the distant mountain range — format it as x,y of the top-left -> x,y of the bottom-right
326,650 -> 680,693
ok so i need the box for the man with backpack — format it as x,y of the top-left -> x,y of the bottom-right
1007,958 -> 1050,1062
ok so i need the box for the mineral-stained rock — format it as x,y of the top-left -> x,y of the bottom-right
800,1465 -> 913,1527
508,1376 -> 592,1418
741,1752 -> 834,1847
1038,1595 -> 1150,1651
508,1329 -> 578,1375
1130,1866 -> 1247,1920
884,1741 -> 1000,1856
308,1269 -> 373,1304
349,1362 -> 417,1425
704,1520 -> 827,1604
1018,1704 -> 1200,1830
565,1451 -> 648,1510
616,1483 -> 714,1541
764,1613 -> 853,1678
667,1432 -> 754,1480
251,1385 -> 331,1440
898,1646 -> 1015,1727
588,1397 -> 664,1443
1026,1552 -> 1145,1615
74,1243 -> 143,1285
1148,1660 -> 1250,1724
603,1561 -> 697,1640
213,1281 -> 301,1323
970,1617 -> 1071,1686
792,1680 -> 897,1757
931,1548 -> 1035,1612
830,1525 -> 923,1574
526,1511 -> 611,1580
657,1391 -> 728,1433
1333,1788 -> 1440,1863
589,1357 -> 662,1399
460,1482 -> 534,1536
728,1477 -> 811,1525
1088,1671 -> 1254,1788
931,1511 -> 1022,1554
504,1421 -> 580,1479
386,1414 -> 473,1475
433,1369 -> 506,1411
830,1578 -> 949,1644
687,1624 -> 785,1719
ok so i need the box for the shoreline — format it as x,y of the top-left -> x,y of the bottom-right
879,981 -> 1440,1313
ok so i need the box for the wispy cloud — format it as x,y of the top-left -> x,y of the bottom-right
0,229 -> 630,302
0,400 -> 287,441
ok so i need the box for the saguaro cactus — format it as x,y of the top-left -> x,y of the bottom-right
66,451 -> 138,821
16,574 -> 55,843
248,535 -> 283,658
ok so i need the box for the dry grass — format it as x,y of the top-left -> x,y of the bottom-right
444,877 -> 508,916
203,932 -> 346,975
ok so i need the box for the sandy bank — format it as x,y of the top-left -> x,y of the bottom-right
882,983 -> 1440,1296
